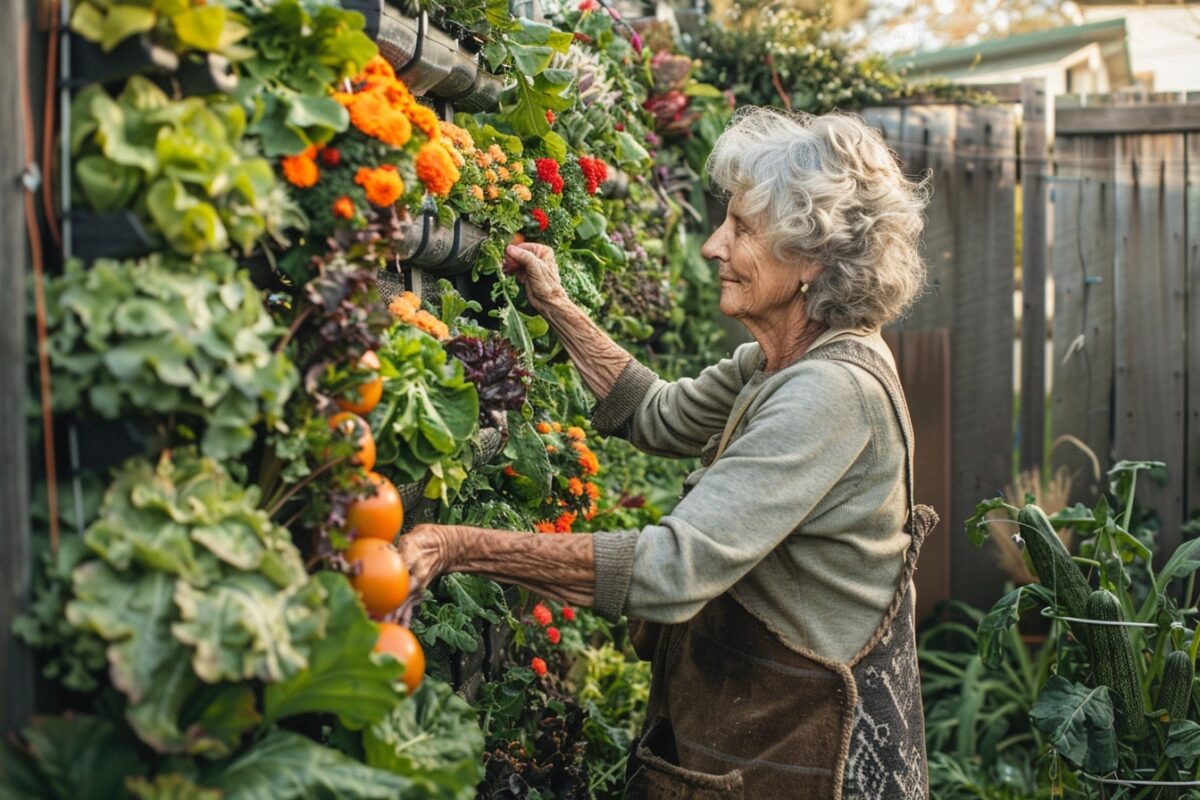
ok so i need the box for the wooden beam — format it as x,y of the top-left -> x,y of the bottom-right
1,0 -> 34,733
1020,78 -> 1049,472
1057,104 -> 1200,135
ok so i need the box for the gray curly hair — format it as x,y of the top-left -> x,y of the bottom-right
705,107 -> 929,329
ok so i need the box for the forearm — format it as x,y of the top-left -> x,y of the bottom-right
536,294 -> 631,401
446,525 -> 596,606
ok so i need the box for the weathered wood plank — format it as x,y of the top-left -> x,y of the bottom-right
1050,134 -> 1116,502
1057,104 -> 1200,136
2,0 -> 33,732
1112,131 -> 1187,559
948,104 -> 1016,609
884,329 -> 953,626
1020,79 -> 1049,471
899,104 -> 957,332
1185,132 -> 1200,522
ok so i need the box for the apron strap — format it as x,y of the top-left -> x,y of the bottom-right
801,340 -> 918,526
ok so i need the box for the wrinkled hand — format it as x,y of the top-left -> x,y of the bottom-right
394,523 -> 459,626
502,242 -> 567,311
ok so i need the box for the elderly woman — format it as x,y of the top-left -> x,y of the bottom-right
399,107 -> 938,800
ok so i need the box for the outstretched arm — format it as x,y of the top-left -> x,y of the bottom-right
504,242 -> 632,401
397,524 -> 597,618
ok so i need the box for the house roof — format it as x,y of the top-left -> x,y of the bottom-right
893,18 -> 1132,85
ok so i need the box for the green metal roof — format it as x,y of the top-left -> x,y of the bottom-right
893,17 -> 1127,73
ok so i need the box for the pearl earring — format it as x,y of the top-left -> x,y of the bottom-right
800,282 -> 809,294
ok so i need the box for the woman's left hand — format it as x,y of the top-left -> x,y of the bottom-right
394,524 -> 459,625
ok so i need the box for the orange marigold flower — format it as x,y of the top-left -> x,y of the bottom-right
497,166 -> 511,182
584,502 -> 598,521
474,151 -> 492,168
332,195 -> 354,219
553,511 -> 577,533
510,161 -> 524,175
484,169 -> 498,183
388,291 -> 420,321
534,521 -> 556,533
343,90 -> 413,147
566,426 -> 586,441
567,477 -> 584,496
485,185 -> 499,201
406,103 -> 442,141
552,422 -> 563,433
584,481 -> 600,501
502,465 -> 519,477
362,55 -> 396,79
513,185 -> 532,202
355,165 -> 404,207
536,421 -> 552,434
416,141 -> 460,196
416,313 -> 450,340
469,185 -> 485,201
280,147 -> 319,188
487,144 -> 507,164
439,120 -> 474,151
574,443 -> 599,475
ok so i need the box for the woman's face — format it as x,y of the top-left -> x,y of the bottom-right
701,199 -> 809,325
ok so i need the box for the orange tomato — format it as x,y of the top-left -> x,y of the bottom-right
345,538 -> 410,619
375,622 -> 425,693
328,411 -> 376,470
346,471 -> 404,541
336,351 -> 384,416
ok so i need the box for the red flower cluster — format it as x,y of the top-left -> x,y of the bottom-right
532,602 -> 553,626
547,626 -> 561,644
535,158 -> 564,194
531,656 -> 547,677
561,605 -> 576,622
578,156 -> 608,194
545,109 -> 556,125
532,207 -> 549,231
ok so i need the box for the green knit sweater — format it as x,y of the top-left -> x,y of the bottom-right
589,328 -> 911,664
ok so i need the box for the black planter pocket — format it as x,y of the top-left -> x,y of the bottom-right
69,210 -> 156,261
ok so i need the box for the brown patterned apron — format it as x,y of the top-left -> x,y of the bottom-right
624,340 -> 938,800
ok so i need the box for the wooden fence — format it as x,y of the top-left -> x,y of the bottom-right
864,101 -> 1017,613
861,88 -> 1200,615
1049,97 -> 1200,562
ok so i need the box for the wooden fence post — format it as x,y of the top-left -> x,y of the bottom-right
1020,78 -> 1048,472
1,0 -> 35,732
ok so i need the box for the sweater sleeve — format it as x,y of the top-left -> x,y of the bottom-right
602,361 -> 876,623
591,343 -> 761,458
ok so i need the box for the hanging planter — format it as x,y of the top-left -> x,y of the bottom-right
444,62 -> 506,113
398,213 -> 489,275
69,34 -> 236,95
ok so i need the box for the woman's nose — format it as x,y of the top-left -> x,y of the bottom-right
701,227 -> 726,261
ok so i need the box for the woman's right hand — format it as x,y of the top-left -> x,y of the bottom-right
503,242 -> 568,311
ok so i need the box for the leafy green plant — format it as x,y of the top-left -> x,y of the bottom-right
965,461 -> 1200,794
227,0 -> 375,156
363,677 -> 486,800
71,0 -> 248,55
63,451 -> 328,754
45,254 -> 296,459
69,77 -> 290,255
370,324 -> 479,500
